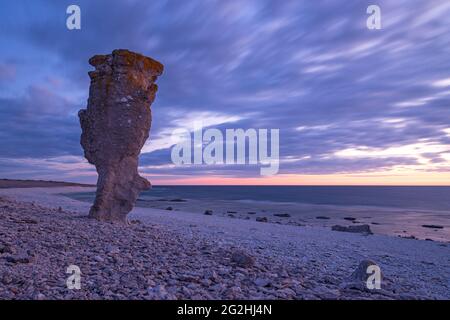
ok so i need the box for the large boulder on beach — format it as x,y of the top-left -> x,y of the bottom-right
79,49 -> 163,223
342,259 -> 383,291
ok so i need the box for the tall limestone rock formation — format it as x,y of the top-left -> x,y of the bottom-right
79,49 -> 163,223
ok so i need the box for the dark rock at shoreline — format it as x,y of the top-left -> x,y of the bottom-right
78,49 -> 163,223
332,224 -> 373,235
170,199 -> 187,202
165,207 -> 173,211
227,211 -> 237,214
274,213 -> 291,218
344,217 -> 356,221
316,216 -> 330,220
343,259 -> 382,291
204,210 -> 213,215
256,217 -> 268,223
247,212 -> 256,215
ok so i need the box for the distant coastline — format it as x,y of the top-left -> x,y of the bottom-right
0,178 -> 94,189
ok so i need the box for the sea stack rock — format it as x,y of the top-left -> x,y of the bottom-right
79,49 -> 163,223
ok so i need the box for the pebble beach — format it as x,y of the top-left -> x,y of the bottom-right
0,186 -> 449,300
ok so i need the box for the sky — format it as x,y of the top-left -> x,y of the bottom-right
1,0 -> 450,185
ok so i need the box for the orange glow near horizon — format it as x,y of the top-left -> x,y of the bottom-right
145,170 -> 450,186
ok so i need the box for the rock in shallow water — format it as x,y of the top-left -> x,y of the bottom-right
254,277 -> 271,287
79,49 -> 163,224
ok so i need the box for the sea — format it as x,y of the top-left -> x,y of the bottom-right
70,186 -> 450,212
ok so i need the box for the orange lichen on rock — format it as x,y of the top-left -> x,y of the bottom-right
79,49 -> 163,223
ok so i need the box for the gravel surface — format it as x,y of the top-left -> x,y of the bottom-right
0,187 -> 449,300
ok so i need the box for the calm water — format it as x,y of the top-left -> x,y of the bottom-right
69,186 -> 450,211
138,186 -> 450,211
